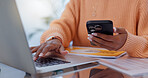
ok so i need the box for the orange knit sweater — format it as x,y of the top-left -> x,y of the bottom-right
41,0 -> 148,58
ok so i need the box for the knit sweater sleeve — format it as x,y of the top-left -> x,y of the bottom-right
40,0 -> 80,47
119,0 -> 148,58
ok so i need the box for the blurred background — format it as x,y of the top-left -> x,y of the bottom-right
16,0 -> 70,46
0,0 -> 70,78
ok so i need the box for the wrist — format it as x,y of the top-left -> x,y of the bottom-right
46,36 -> 62,44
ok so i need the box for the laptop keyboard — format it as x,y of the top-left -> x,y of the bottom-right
35,57 -> 70,67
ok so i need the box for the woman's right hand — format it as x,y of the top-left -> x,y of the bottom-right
30,39 -> 68,61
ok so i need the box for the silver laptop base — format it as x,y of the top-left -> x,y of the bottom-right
24,62 -> 99,78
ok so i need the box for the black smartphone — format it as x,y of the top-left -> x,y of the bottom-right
86,20 -> 113,45
86,20 -> 113,35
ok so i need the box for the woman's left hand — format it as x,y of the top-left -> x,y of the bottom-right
88,27 -> 127,50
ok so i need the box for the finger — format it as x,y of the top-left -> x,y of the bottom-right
113,27 -> 117,33
91,33 -> 114,42
61,50 -> 69,56
33,44 -> 46,61
39,44 -> 61,57
30,46 -> 36,50
88,35 -> 118,50
31,46 -> 40,53
90,35 -> 113,46
58,44 -> 68,56
55,45 -> 61,53
59,44 -> 67,54
88,37 -> 114,50
116,27 -> 127,34
44,51 -> 65,59
39,46 -> 50,57
92,41 -> 114,50
51,52 -> 65,59
43,52 -> 52,58
30,46 -> 39,51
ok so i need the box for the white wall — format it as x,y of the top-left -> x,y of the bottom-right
16,0 -> 69,46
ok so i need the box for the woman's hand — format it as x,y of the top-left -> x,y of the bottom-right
88,27 -> 127,50
30,39 -> 68,61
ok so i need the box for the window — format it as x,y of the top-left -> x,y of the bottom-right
16,0 -> 70,46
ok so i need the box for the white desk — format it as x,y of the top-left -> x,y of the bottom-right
99,55 -> 148,78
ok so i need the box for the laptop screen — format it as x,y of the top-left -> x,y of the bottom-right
0,0 -> 36,74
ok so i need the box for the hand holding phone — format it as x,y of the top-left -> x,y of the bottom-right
86,20 -> 113,46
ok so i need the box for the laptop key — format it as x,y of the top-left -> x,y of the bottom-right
35,57 -> 70,67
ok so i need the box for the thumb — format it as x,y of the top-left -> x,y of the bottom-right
61,50 -> 69,56
59,44 -> 68,56
114,27 -> 127,34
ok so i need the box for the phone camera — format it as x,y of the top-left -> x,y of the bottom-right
89,26 -> 96,32
95,25 -> 102,31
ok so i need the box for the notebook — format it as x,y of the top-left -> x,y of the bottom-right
66,46 -> 126,59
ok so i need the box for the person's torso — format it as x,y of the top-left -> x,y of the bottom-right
73,0 -> 139,47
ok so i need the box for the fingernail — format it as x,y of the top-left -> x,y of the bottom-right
65,50 -> 69,53
39,53 -> 44,57
113,27 -> 117,33
61,50 -> 69,54
87,37 -> 92,41
89,35 -> 93,38
33,57 -> 36,61
92,33 -> 97,36
88,34 -> 90,36
61,50 -> 68,56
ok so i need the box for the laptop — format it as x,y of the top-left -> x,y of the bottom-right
0,0 -> 99,77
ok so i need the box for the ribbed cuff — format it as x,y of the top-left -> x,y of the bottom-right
118,31 -> 147,57
40,27 -> 70,47
46,35 -> 63,43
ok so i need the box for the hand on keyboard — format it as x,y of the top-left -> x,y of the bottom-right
30,39 -> 68,61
